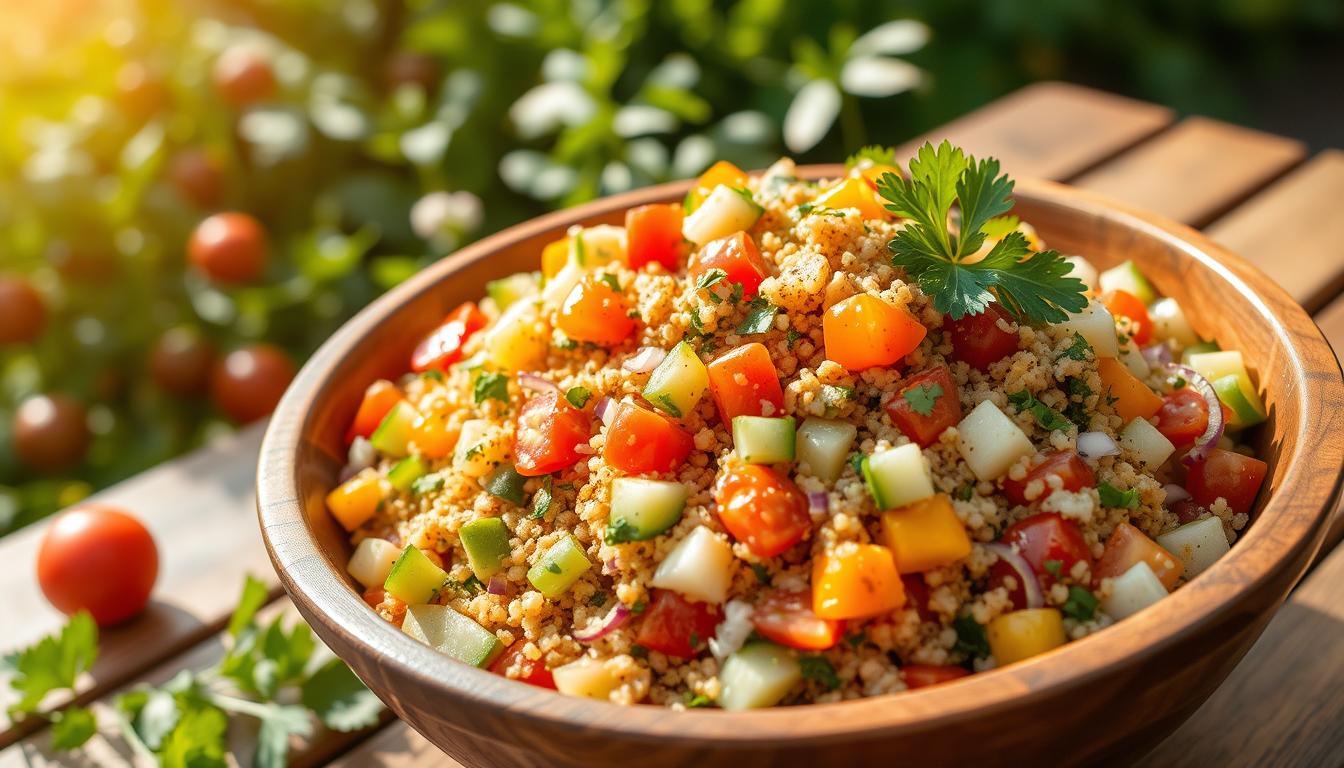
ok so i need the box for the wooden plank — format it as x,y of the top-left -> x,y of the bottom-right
0,423 -> 274,746
1309,293 -> 1344,550
1073,117 -> 1306,227
326,720 -> 454,768
897,81 -> 1174,180
1206,150 -> 1344,311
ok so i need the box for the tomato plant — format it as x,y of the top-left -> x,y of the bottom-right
635,589 -> 722,658
166,149 -> 224,209
713,463 -> 811,557
212,45 -> 277,107
515,391 -> 591,476
37,505 -> 158,626
188,212 -> 268,284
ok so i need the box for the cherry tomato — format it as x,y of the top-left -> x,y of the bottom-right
1099,289 -> 1153,345
149,326 -> 216,397
1154,388 -> 1211,448
998,512 -> 1092,593
706,343 -> 785,424
37,505 -> 158,626
602,402 -> 693,474
1001,451 -> 1096,507
713,463 -> 811,557
885,365 -> 962,447
1185,447 -> 1268,516
347,380 -> 402,443
410,302 -> 488,372
823,294 -> 926,371
0,275 -> 46,345
13,394 -> 90,473
212,45 -> 277,108
689,232 -> 767,298
903,664 -> 970,690
556,275 -> 636,345
382,50 -> 440,93
188,212 -> 267,284
635,589 -> 722,659
901,573 -> 936,622
625,204 -> 686,271
210,344 -> 295,424
946,304 -> 1019,371
751,590 -> 843,650
167,149 -> 224,209
515,391 -> 591,477
489,642 -> 557,689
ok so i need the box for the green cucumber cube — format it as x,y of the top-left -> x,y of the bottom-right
795,418 -> 858,483
384,545 -> 448,604
486,272 -> 539,311
718,642 -> 802,711
527,535 -> 592,598
606,478 -> 687,543
733,416 -> 797,464
460,518 -> 511,580
484,463 -> 526,505
388,455 -> 430,493
370,401 -> 420,459
682,185 -> 763,245
1098,259 -> 1156,304
643,341 -> 709,418
1180,341 -> 1220,366
1212,374 -> 1266,428
862,443 -> 935,510
401,604 -> 503,667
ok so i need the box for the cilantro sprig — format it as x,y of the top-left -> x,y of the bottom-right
878,141 -> 1088,323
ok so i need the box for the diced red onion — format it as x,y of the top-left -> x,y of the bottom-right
807,491 -> 830,519
1163,484 -> 1192,505
602,558 -> 619,575
573,603 -> 631,643
622,346 -> 666,373
1163,363 -> 1224,465
1141,344 -> 1173,367
594,396 -> 617,427
518,372 -> 560,394
985,542 -> 1044,610
1076,431 -> 1120,460
487,575 -> 511,597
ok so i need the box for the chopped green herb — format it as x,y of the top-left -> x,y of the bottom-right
902,382 -> 944,416
588,592 -> 608,608
419,370 -> 445,382
688,307 -> 706,336
631,644 -> 649,659
1170,375 -> 1187,389
736,296 -> 778,334
796,202 -> 815,215
689,632 -> 701,649
1098,482 -> 1140,509
464,444 -> 483,460
1043,559 -> 1063,578
685,693 -> 712,708
653,393 -> 683,418
530,477 -> 553,520
565,386 -> 591,409
695,269 -> 727,292
1062,586 -> 1099,621
952,614 -> 990,658
750,563 -> 772,585
599,273 -> 621,292
848,452 -> 865,476
1060,333 -> 1092,361
786,328 -> 803,349
631,601 -> 647,615
545,561 -> 562,575
604,518 -> 641,545
411,473 -> 445,496
1007,390 -> 1071,432
799,656 -> 840,691
954,484 -> 975,501
728,282 -> 744,305
700,338 -> 718,355
1066,377 -> 1092,398
473,372 -> 509,404
484,464 -> 526,506
845,632 -> 865,648
821,384 -> 854,408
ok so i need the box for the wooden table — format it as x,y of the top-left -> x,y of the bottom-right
3,81 -> 1343,767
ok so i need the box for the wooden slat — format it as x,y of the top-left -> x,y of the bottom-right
1309,293 -> 1344,550
1073,117 -> 1306,226
897,81 -> 1174,180
0,424 -> 274,746
326,720 -> 454,768
1205,150 -> 1344,311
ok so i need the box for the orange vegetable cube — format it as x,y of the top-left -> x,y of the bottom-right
685,160 -> 750,211
412,406 -> 459,459
346,380 -> 402,443
706,343 -> 785,423
556,275 -> 636,345
327,472 -> 385,531
1095,521 -> 1184,590
987,608 -> 1066,664
541,238 -> 568,279
812,543 -> 905,619
816,177 -> 887,219
881,494 -> 972,573
823,294 -> 926,371
853,162 -> 902,189
1097,357 -> 1163,421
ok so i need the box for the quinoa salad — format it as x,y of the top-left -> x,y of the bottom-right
326,142 -> 1269,710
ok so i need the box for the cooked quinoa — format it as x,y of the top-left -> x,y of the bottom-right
328,148 -> 1266,710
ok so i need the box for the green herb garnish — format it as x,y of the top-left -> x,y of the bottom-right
1043,559 -> 1063,578
530,476 -> 553,520
1062,586 -> 1098,621
604,518 -> 641,545
1007,390 -> 1071,432
750,563 -> 772,585
685,693 -> 712,708
952,614 -> 990,658
902,382 -> 944,416
473,371 -> 509,404
484,464 -> 527,506
1060,333 -> 1092,361
411,473 -> 445,496
845,145 -> 897,169
565,386 -> 591,409
786,328 -> 803,349
599,272 -> 622,292
736,296 -> 778,334
1098,482 -> 1140,509
799,656 -> 841,691
696,269 -> 727,292
821,384 -> 854,408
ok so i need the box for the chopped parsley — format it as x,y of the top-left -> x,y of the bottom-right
588,592 -> 608,608
604,518 -> 641,545
419,369 -> 444,382
728,282 -> 744,304
545,561 -> 562,575
796,202 -> 815,215
736,296 -> 778,334
798,656 -> 841,691
1043,559 -> 1063,578
1007,390 -> 1071,432
652,393 -> 682,418
463,444 -> 484,460
750,563 -> 772,585
902,382 -> 944,416
1098,482 -> 1140,509
473,371 -> 509,404
599,272 -> 621,292
1060,333 -> 1092,361
687,306 -> 706,335
565,386 -> 591,409
630,644 -> 649,659
695,269 -> 727,292
411,473 -> 446,496
952,614 -> 990,658
530,476 -> 553,520
848,451 -> 865,476
1062,586 -> 1098,621
786,328 -> 804,349
484,464 -> 526,506
631,600 -> 647,615
954,484 -> 975,501
685,693 -> 712,708
821,384 -> 854,408
1066,377 -> 1093,398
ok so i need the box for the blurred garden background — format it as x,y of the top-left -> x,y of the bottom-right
1,0 -> 1340,535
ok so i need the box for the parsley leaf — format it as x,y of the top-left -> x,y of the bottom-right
786,328 -> 803,349
1043,559 -> 1063,578
589,592 -> 608,607
599,272 -> 622,292
751,563 -> 772,585
1,610 -> 98,715
473,371 -> 509,404
411,473 -> 445,496
531,476 -> 553,520
685,693 -> 713,708
980,215 -> 1021,239
604,518 -> 641,545
1062,586 -> 1099,621
821,384 -> 854,408
799,656 -> 841,691
565,386 -> 591,409
954,484 -> 975,501
728,282 -> 744,305
902,382 -> 944,416
1098,482 -> 1140,509
50,706 -> 97,749
879,141 -> 1088,323
300,659 -> 383,732
848,451 -> 865,476
1007,390 -> 1071,432
695,269 -> 726,292
845,145 -> 897,169
952,614 -> 990,658
736,296 -> 778,334
1060,332 -> 1092,361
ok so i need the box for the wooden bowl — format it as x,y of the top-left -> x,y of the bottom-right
257,167 -> 1344,768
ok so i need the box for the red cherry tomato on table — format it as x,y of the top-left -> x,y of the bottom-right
13,394 -> 90,473
885,365 -> 963,447
0,275 -> 46,345
946,304 -> 1019,371
212,45 -> 277,108
635,590 -> 722,659
515,391 -> 592,477
1001,451 -> 1095,507
489,642 -> 557,689
626,204 -> 686,271
1185,448 -> 1268,516
188,212 -> 267,285
601,402 -> 693,475
411,302 -> 488,372
211,344 -> 295,424
1099,289 -> 1153,345
690,232 -> 767,299
751,590 -> 843,650
38,505 -> 158,626
149,326 -> 216,397
713,463 -> 812,557
903,664 -> 970,690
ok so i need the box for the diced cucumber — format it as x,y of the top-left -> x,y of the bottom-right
1179,341 -> 1220,366
401,605 -> 503,667
643,341 -> 708,418
956,400 -> 1035,481
1156,516 -> 1229,578
1062,255 -> 1098,292
1120,417 -> 1176,469
861,443 -> 935,510
370,401 -> 421,458
607,477 -> 687,543
1149,298 -> 1199,346
795,417 -> 858,483
388,455 -> 430,493
718,642 -> 802,711
733,415 -> 797,464
483,463 -> 526,505
347,538 -> 400,589
527,535 -> 592,598
384,545 -> 448,604
1057,301 -> 1120,358
1100,561 -> 1167,620
568,224 -> 627,268
486,271 -> 539,311
1212,375 -> 1267,428
650,526 -> 734,604
1118,340 -> 1151,380
459,518 -> 511,580
1098,260 -> 1156,304
682,185 -> 763,246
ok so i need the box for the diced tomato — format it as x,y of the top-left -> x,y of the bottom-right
557,275 -> 636,345
823,294 -> 927,371
489,643 -> 557,689
901,573 -> 935,622
750,590 -> 843,650
1094,522 -> 1183,590
361,587 -> 386,609
626,204 -> 686,271
885,366 -> 962,447
713,463 -> 811,557
1099,289 -> 1153,345
1171,499 -> 1205,524
946,304 -> 1019,371
1000,512 -> 1093,588
689,232 -> 767,299
346,380 -> 402,443
903,664 -> 971,689
410,302 -> 488,372
1186,447 -> 1268,516
514,391 -> 591,477
1154,388 -> 1210,448
1001,451 -> 1096,507
706,343 -> 785,424
602,402 -> 694,474
635,589 -> 722,659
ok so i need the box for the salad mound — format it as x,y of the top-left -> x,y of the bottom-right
326,143 -> 1267,709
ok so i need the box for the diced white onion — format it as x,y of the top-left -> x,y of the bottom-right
1076,431 -> 1120,460
622,346 -> 667,373
708,600 -> 754,662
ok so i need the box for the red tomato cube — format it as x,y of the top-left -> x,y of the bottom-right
635,589 -> 723,658
706,343 -> 785,424
1185,447 -> 1268,516
602,402 -> 694,474
626,204 -> 686,271
884,365 -> 962,447
690,232 -> 767,299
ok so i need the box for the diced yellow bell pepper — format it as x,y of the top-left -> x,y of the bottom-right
483,300 -> 549,372
326,471 -> 385,531
1097,357 -> 1163,422
812,543 -> 905,619
685,160 -> 749,213
881,494 -> 972,573
987,608 -> 1067,665
816,177 -> 887,219
852,162 -> 902,188
541,238 -> 568,279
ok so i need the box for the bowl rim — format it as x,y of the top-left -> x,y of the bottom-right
258,167 -> 1343,746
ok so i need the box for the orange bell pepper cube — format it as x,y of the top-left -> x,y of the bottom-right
1097,357 -> 1163,422
812,543 -> 905,619
823,294 -> 927,371
327,472 -> 385,531
685,160 -> 748,212
816,177 -> 887,219
541,238 -> 569,279
602,402 -> 694,474
626,204 -> 687,271
556,274 -> 636,345
881,494 -> 972,573
346,380 -> 402,443
1094,521 -> 1184,590
853,162 -> 903,190
412,406 -> 460,459
706,343 -> 785,424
